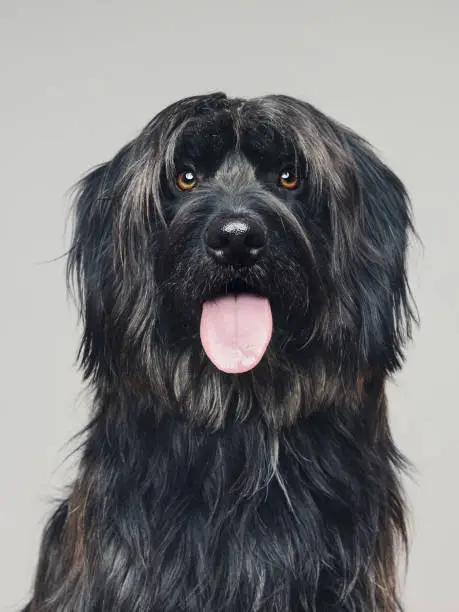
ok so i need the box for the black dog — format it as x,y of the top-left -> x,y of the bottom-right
25,93 -> 415,611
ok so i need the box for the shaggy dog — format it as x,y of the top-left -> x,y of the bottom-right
25,93 -> 415,611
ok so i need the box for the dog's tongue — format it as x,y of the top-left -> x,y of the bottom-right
200,295 -> 272,374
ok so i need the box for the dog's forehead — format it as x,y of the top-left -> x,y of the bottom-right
173,108 -> 296,173
239,121 -> 297,170
173,113 -> 236,173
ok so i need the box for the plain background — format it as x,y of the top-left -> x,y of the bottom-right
1,1 -> 458,610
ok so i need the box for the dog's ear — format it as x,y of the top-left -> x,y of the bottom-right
67,137 -> 165,386
67,161 -> 117,382
329,131 -> 416,372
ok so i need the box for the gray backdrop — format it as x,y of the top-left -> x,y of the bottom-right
1,1 -> 458,610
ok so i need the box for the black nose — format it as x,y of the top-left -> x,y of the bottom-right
205,216 -> 267,266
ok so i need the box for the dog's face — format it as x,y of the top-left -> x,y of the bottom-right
157,99 -> 327,374
69,93 -> 414,426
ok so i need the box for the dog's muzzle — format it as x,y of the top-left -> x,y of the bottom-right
200,213 -> 272,375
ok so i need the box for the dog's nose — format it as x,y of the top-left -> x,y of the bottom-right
205,216 -> 267,266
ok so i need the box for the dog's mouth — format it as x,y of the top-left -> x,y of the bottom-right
199,280 -> 273,375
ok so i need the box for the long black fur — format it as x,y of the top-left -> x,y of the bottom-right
25,93 -> 416,611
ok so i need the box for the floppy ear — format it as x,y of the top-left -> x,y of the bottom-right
67,134 -> 167,388
67,162 -> 117,383
329,131 -> 416,373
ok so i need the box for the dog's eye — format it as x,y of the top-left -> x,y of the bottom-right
177,169 -> 198,191
279,168 -> 299,190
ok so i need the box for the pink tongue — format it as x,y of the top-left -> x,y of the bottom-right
200,295 -> 273,374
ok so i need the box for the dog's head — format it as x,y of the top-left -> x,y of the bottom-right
68,93 -> 415,427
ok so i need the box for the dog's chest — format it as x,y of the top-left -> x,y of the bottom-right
142,469 -> 322,610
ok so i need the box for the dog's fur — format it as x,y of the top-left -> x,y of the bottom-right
25,93 -> 416,611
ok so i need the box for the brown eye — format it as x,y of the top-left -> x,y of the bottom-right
279,168 -> 299,190
177,169 -> 198,191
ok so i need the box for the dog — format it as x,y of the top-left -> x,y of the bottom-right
24,93 -> 416,611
